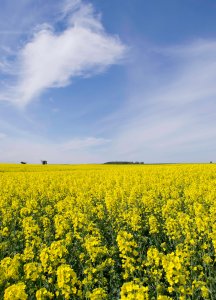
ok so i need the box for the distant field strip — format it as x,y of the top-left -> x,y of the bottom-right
0,164 -> 215,299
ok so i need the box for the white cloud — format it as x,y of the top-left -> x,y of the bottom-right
0,0 -> 126,106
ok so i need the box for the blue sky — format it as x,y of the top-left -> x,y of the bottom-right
0,0 -> 216,163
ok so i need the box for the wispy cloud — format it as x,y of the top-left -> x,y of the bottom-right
96,39 -> 216,162
61,137 -> 110,151
0,0 -> 126,107
0,136 -> 110,163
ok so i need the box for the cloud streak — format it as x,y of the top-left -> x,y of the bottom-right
0,0 -> 126,106
0,132 -> 6,139
61,137 -> 110,151
96,39 -> 216,162
0,136 -> 110,163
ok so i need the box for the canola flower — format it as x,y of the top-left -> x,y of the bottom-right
0,163 -> 215,299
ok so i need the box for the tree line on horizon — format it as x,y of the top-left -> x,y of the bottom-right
104,161 -> 144,164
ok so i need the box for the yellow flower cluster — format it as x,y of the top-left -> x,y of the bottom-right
0,163 -> 215,299
120,281 -> 149,299
4,283 -> 27,300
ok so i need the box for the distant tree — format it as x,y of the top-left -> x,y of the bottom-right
20,161 -> 27,164
210,161 -> 213,164
41,160 -> 47,165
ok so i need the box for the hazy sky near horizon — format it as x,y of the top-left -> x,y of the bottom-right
0,0 -> 216,163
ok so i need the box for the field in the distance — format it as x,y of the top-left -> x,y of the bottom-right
0,164 -> 215,299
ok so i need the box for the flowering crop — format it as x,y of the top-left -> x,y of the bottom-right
0,163 -> 215,299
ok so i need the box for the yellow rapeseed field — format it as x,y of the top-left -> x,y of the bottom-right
0,163 -> 215,299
